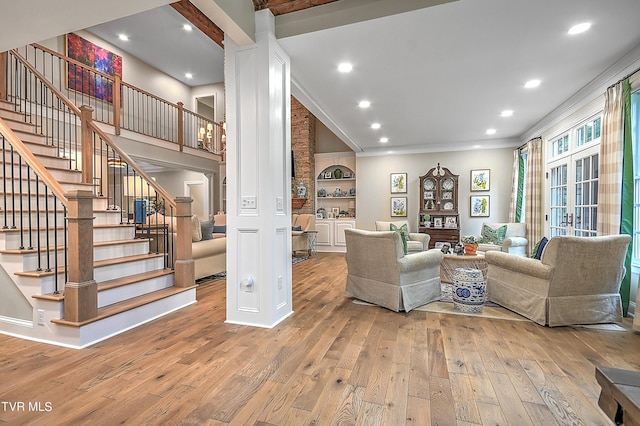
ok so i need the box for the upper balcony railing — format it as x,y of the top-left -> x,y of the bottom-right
11,44 -> 225,157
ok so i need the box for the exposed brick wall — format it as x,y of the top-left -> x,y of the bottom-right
291,96 -> 316,215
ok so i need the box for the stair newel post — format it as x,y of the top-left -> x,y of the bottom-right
80,105 -> 94,186
177,102 -> 184,152
173,196 -> 194,287
113,74 -> 121,135
0,51 -> 6,101
64,190 -> 98,322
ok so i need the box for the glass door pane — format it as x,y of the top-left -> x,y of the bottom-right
549,163 -> 568,237
574,153 -> 598,236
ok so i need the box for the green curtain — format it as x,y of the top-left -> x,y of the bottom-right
621,79 -> 633,315
515,151 -> 525,222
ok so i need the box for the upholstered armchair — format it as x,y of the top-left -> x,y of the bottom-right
475,222 -> 528,256
292,213 -> 316,255
486,235 -> 631,326
375,220 -> 430,253
344,228 -> 443,312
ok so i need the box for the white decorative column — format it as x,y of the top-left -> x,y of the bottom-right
224,9 -> 293,327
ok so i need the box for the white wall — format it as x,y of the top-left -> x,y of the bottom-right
192,83 -> 226,122
355,148 -> 514,236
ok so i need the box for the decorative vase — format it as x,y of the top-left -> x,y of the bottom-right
463,243 -> 478,255
333,168 -> 343,179
452,268 -> 486,313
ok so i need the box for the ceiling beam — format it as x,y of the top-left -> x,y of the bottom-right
171,0 -> 225,48
274,0 -> 458,38
253,0 -> 341,16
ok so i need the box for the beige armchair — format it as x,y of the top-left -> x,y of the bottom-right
344,228 -> 443,312
475,222 -> 528,256
486,235 -> 631,326
292,213 -> 316,255
375,220 -> 430,253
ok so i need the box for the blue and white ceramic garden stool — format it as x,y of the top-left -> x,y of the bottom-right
452,268 -> 486,313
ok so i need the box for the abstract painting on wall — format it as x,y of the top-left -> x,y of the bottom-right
66,33 -> 122,102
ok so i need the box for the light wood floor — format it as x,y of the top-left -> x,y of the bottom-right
1,252 -> 639,425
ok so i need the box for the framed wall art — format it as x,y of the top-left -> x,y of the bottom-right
390,173 -> 408,193
433,217 -> 443,228
66,33 -> 122,102
390,197 -> 407,217
470,169 -> 490,191
470,195 -> 490,217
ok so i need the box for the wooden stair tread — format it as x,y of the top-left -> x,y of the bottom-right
51,285 -> 195,327
15,252 -> 164,277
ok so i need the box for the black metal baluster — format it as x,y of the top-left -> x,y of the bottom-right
2,136 -> 7,229
35,176 -> 42,271
18,156 -> 24,249
26,165 -> 33,250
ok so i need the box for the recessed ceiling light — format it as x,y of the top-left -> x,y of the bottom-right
486,128 -> 496,135
118,34 -> 129,41
358,100 -> 371,108
185,73 -> 193,79
380,137 -> 389,143
568,22 -> 591,35
473,145 -> 481,149
371,123 -> 381,130
500,110 -> 514,117
183,24 -> 193,31
524,79 -> 541,89
338,62 -> 353,73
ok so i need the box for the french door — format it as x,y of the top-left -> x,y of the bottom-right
547,145 -> 599,237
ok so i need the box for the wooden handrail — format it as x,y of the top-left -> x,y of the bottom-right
10,49 -> 81,116
88,122 -> 177,212
0,118 -> 68,204
32,43 -> 115,82
121,80 -> 181,109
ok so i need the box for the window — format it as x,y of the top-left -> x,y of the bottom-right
550,134 -> 569,158
546,115 -> 602,237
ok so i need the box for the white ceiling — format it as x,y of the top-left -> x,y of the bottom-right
5,1 -> 640,156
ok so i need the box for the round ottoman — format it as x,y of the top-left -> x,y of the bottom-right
452,268 -> 486,313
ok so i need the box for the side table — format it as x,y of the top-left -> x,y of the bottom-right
304,230 -> 318,257
440,253 -> 487,284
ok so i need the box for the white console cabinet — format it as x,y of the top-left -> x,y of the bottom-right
316,219 -> 355,253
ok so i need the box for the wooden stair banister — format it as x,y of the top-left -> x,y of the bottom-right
0,118 -> 68,204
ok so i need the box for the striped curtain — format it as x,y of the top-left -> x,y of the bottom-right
597,82 -> 625,235
508,149 -> 519,222
524,138 -> 543,255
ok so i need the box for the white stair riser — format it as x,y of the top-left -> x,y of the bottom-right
5,240 -> 150,270
3,152 -> 75,169
0,164 -> 81,182
98,274 -> 173,308
93,197 -> 109,210
0,210 -> 120,229
0,226 -> 135,249
0,119 -> 37,133
0,141 -> 56,156
0,210 -> 65,229
94,256 -> 165,282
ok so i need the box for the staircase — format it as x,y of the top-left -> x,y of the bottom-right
0,101 -> 196,348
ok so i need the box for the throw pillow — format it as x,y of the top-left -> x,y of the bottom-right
390,223 -> 409,255
533,237 -> 548,260
213,225 -> 226,234
292,226 -> 303,231
200,220 -> 214,241
482,224 -> 507,245
191,215 -> 202,242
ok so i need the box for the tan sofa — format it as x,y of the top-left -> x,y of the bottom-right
149,213 -> 226,280
485,235 -> 631,326
475,222 -> 528,256
292,213 -> 316,255
374,220 -> 430,253
344,228 -> 443,312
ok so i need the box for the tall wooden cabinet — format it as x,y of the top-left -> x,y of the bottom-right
418,164 -> 460,248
